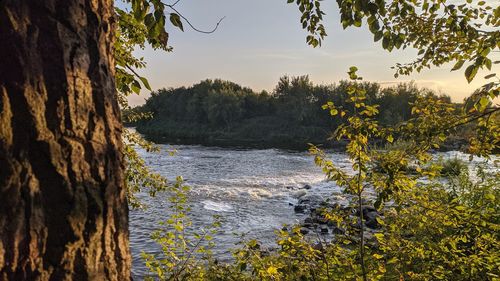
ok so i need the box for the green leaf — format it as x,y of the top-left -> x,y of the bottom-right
478,96 -> 490,111
139,76 -> 152,91
374,31 -> 383,42
382,36 -> 390,49
451,60 -> 465,71
484,73 -> 496,79
464,64 -> 478,83
485,193 -> 495,201
131,80 -> 141,94
144,13 -> 155,29
170,13 -> 184,31
484,58 -> 492,70
348,66 -> 359,80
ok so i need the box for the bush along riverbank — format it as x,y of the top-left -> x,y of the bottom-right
125,77 -> 475,151
276,160 -> 499,280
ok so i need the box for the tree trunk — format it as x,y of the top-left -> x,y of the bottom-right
0,0 -> 131,280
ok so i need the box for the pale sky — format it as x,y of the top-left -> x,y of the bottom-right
127,0 -> 499,106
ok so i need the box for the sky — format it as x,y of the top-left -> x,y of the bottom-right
127,0 -> 499,106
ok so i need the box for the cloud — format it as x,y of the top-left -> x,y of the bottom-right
251,50 -> 302,61
378,79 -> 446,87
316,49 -> 378,60
376,79 -> 475,102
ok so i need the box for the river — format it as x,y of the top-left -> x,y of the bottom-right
129,144 -> 491,278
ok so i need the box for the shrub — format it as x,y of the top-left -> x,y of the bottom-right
439,157 -> 468,177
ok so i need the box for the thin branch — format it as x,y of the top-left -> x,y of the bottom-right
444,107 -> 500,132
357,149 -> 367,281
171,233 -> 206,280
125,64 -> 143,80
170,0 -> 182,7
164,3 -> 225,34
313,229 -> 331,280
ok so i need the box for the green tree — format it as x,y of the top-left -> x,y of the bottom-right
275,76 -> 315,123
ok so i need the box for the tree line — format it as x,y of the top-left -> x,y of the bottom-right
127,76 -> 460,150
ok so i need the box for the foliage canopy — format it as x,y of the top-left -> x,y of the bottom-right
290,0 -> 499,109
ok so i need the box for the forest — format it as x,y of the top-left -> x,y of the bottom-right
127,77 -> 469,150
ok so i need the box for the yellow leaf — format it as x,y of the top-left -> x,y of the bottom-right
485,193 -> 495,201
267,266 -> 278,275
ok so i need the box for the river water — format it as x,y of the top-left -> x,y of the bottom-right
128,144 -> 492,278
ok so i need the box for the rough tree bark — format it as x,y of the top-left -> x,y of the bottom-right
0,0 -> 131,280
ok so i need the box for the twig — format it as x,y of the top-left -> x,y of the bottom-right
125,65 -> 143,80
170,0 -> 182,7
164,3 -> 225,34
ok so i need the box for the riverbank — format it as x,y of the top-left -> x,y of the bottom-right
131,124 -> 468,152
132,116 -> 335,150
135,128 -> 339,151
